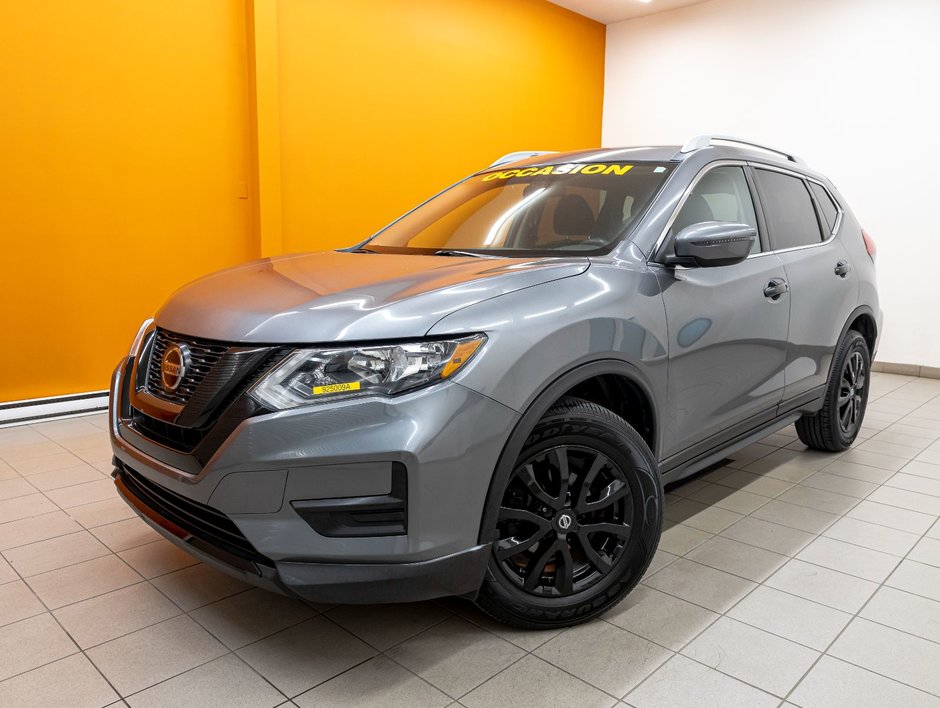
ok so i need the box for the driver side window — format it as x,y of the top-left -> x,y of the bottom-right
672,166 -> 761,254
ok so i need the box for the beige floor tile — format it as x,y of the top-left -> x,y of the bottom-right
829,618 -> 940,696
237,616 -> 375,698
536,619 -> 672,697
118,539 -> 199,579
0,477 -> 36,501
0,461 -> 17,481
33,418 -> 101,442
87,615 -> 226,695
765,559 -> 877,613
126,654 -> 285,708
44,478 -> 116,509
776,485 -> 859,515
821,459 -> 895,484
840,448 -> 909,471
685,536 -> 787,582
663,497 -> 743,533
681,616 -> 818,697
727,585 -> 851,651
12,452 -> 86,476
386,616 -> 524,699
626,654 -> 777,708
25,463 -> 106,492
0,510 -> 81,551
917,448 -> 940,466
2,530 -> 110,577
327,601 -> 448,651
458,603 -> 562,652
857,438 -> 922,460
796,536 -> 900,583
885,471 -> 940,499
684,483 -> 771,515
0,580 -> 45,627
902,460 -> 940,480
800,471 -> 879,498
191,587 -> 316,650
150,563 -> 250,611
744,449 -> 832,482
790,655 -> 939,708
0,614 -> 78,682
868,485 -> 940,515
68,497 -> 135,528
0,427 -> 48,447
0,653 -> 118,708
0,440 -> 68,465
725,442 -> 779,466
463,654 -> 612,708
860,586 -> 940,645
718,516 -> 815,556
294,655 -> 450,708
53,581 -> 181,649
604,585 -> 718,651
0,556 -> 14,584
642,548 -> 677,578
710,468 -> 795,497
822,516 -> 920,556
750,499 -> 839,534
26,554 -> 140,609
0,493 -> 57,524
643,558 -> 756,613
878,426 -> 938,443
658,522 -> 712,555
886,559 -> 940,601
846,500 -> 936,534
909,536 -> 940,567
90,517 -> 162,552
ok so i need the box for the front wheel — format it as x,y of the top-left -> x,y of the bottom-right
795,330 -> 871,451
475,397 -> 662,629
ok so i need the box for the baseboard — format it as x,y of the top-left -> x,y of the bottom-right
0,391 -> 109,427
872,361 -> 940,380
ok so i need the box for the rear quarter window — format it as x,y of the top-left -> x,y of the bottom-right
809,182 -> 840,233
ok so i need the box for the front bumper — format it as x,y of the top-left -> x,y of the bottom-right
109,356 -> 518,602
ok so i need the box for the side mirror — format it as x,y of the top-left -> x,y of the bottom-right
667,221 -> 756,267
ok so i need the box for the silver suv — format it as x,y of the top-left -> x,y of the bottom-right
110,135 -> 881,628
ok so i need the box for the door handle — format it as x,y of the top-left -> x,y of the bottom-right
763,278 -> 789,300
834,260 -> 851,278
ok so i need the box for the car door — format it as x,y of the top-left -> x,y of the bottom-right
655,164 -> 791,459
751,167 -> 858,405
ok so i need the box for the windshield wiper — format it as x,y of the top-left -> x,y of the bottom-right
433,249 -> 494,258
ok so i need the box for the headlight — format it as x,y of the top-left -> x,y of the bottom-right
249,334 -> 486,410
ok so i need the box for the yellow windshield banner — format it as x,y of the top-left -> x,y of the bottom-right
482,163 -> 633,181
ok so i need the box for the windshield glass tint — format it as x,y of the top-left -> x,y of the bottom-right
367,162 -> 673,255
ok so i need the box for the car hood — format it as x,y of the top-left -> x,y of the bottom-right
155,251 -> 589,343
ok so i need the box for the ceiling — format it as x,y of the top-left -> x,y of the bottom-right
549,0 -> 712,24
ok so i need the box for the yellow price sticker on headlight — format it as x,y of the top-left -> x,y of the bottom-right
312,382 -> 362,395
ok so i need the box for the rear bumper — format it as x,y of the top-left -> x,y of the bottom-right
113,460 -> 491,603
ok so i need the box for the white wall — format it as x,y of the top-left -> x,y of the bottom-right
604,0 -> 940,368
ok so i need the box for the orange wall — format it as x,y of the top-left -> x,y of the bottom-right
0,1 -> 604,402
0,1 -> 256,402
277,0 -> 606,252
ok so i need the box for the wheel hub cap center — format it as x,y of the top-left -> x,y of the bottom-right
554,510 -> 576,534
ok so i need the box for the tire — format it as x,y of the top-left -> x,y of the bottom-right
795,330 -> 871,452
475,396 -> 662,629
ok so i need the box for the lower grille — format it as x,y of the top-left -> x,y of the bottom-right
116,463 -> 272,567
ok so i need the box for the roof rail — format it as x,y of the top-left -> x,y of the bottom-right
679,135 -> 804,165
488,151 -> 556,168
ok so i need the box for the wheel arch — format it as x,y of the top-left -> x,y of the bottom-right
476,359 -> 659,545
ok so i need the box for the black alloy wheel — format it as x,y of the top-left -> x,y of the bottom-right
839,351 -> 866,434
476,396 -> 662,629
796,329 -> 871,451
495,445 -> 633,597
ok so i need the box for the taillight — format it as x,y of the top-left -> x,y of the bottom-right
861,229 -> 876,260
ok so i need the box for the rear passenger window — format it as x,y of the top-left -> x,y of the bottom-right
809,182 -> 839,233
754,169 -> 823,249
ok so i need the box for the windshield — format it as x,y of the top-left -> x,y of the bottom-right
365,161 -> 673,256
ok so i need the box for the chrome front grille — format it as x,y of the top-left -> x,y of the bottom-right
146,329 -> 228,405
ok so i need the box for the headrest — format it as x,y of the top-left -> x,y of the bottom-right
554,194 -> 596,236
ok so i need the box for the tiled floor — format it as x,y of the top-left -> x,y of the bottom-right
1,372 -> 940,707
